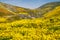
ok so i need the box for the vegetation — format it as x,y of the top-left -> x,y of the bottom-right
0,2 -> 60,40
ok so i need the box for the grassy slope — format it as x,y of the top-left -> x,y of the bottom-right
0,2 -> 60,40
0,6 -> 60,40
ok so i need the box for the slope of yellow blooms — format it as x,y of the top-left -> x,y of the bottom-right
0,17 -> 60,40
0,6 -> 60,40
44,6 -> 60,18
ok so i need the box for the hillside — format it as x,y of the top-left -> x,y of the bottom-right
33,2 -> 60,17
0,2 -> 31,14
0,2 -> 60,19
0,2 -> 34,22
0,2 -> 60,40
